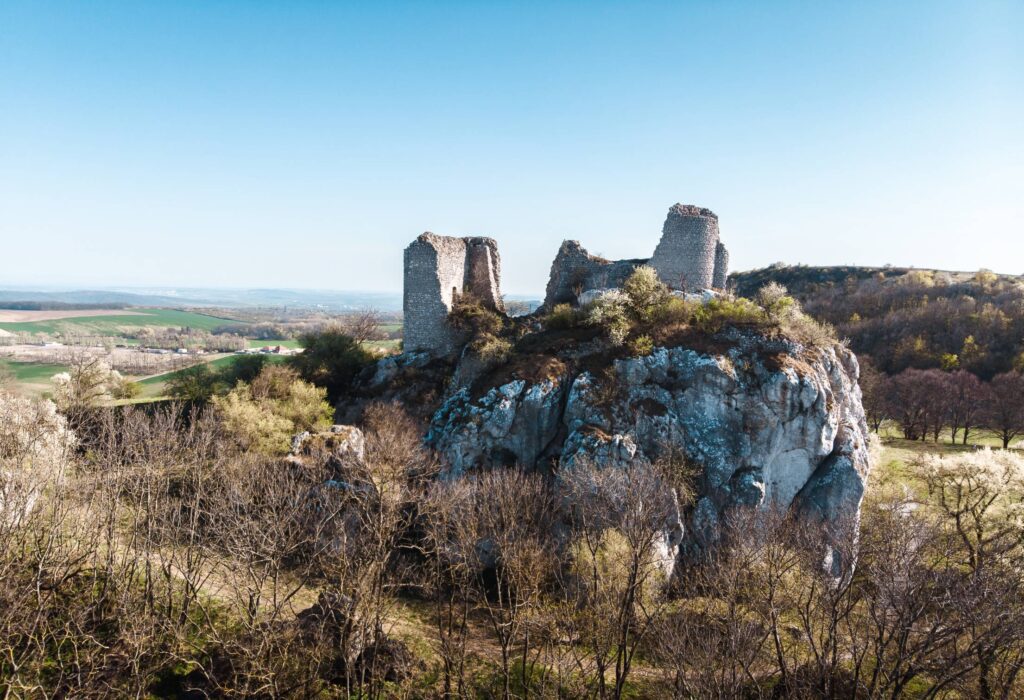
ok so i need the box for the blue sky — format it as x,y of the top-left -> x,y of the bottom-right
1,1 -> 1021,295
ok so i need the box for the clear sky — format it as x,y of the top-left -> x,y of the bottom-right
1,1 -> 1021,295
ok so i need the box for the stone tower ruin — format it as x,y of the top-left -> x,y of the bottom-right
541,203 -> 729,309
649,204 -> 721,292
403,233 -> 503,355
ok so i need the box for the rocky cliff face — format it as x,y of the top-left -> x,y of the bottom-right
426,335 -> 871,560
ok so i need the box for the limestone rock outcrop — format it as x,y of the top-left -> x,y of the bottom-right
287,424 -> 367,476
425,336 -> 871,558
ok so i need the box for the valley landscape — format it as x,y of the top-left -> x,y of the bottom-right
2,1 -> 1021,698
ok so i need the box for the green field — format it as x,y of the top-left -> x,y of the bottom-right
0,308 -> 247,335
0,359 -> 69,398
135,353 -> 289,400
367,338 -> 401,352
246,338 -> 302,349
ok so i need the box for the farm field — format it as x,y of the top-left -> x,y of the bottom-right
0,359 -> 70,398
0,308 -> 247,335
0,309 -> 146,322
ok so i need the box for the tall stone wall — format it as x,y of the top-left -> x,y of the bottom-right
403,233 -> 503,355
542,240 -> 647,310
650,204 -> 720,292
713,241 -> 729,290
464,237 -> 504,312
403,234 -> 466,355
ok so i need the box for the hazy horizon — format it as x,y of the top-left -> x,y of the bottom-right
2,1 -> 1021,294
3,261 -> 1023,304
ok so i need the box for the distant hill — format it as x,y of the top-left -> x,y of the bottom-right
0,300 -> 131,311
730,264 -> 913,299
730,265 -> 1024,379
0,289 -> 200,307
0,287 -> 404,311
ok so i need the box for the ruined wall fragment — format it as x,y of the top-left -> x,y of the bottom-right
542,240 -> 646,310
464,237 -> 504,312
713,241 -> 729,290
403,233 -> 503,355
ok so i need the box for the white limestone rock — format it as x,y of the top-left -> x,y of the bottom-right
426,339 -> 871,556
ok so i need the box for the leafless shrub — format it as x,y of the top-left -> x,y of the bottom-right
556,459 -> 679,698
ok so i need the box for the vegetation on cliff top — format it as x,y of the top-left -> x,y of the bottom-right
453,265 -> 836,384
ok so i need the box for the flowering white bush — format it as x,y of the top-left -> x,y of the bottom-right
585,289 -> 631,346
915,448 -> 1024,548
0,391 -> 76,524
51,354 -> 127,411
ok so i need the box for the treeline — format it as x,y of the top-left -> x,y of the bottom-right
861,362 -> 1024,447
134,326 -> 250,352
5,387 -> 1024,697
212,310 -> 401,343
0,328 -> 251,353
733,266 -> 1024,379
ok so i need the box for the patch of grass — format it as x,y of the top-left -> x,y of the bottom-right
1,359 -> 70,382
871,426 -> 1022,501
245,338 -> 302,349
0,308 -> 247,335
0,359 -> 69,398
366,338 -> 402,352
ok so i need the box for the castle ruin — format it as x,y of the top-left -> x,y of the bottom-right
403,233 -> 503,354
542,203 -> 729,309
403,203 -> 728,355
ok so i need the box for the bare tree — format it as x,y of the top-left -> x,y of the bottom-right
341,309 -> 384,344
472,470 -> 557,699
916,449 -> 1024,698
947,370 -> 989,445
420,478 -> 480,698
858,357 -> 889,432
660,508 -> 779,698
557,459 -> 680,699
886,369 -> 945,441
986,371 -> 1024,449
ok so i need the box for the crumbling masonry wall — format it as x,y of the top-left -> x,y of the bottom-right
542,240 -> 647,309
541,203 -> 729,309
650,204 -> 721,292
403,203 -> 729,354
403,233 -> 503,355
713,241 -> 729,290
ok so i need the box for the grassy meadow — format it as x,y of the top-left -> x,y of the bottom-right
0,359 -> 70,398
0,308 -> 246,335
